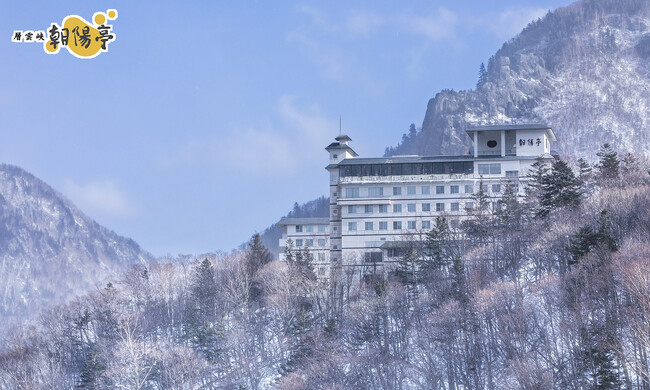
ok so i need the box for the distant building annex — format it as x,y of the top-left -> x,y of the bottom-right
278,124 -> 557,271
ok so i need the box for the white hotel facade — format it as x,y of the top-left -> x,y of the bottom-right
279,124 -> 557,268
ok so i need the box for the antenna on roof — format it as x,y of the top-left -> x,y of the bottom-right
339,115 -> 342,136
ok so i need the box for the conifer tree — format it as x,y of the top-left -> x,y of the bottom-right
537,159 -> 582,218
396,247 -> 421,302
284,238 -> 295,263
596,143 -> 619,180
621,152 -> 639,174
477,62 -> 488,89
246,233 -> 272,302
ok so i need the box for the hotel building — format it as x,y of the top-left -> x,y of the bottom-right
279,124 -> 557,268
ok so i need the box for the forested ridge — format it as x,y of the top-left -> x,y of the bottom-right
2,146 -> 650,389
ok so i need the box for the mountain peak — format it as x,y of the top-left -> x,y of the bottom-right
389,0 -> 650,160
0,163 -> 153,329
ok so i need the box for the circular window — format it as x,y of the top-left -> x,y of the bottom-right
487,140 -> 498,148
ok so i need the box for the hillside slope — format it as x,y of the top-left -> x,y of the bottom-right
0,164 -> 153,328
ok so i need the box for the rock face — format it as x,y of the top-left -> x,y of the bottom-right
0,164 -> 153,329
389,0 -> 650,160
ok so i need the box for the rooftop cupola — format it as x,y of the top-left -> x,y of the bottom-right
326,134 -> 358,165
335,134 -> 352,146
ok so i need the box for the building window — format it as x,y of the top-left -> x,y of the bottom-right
295,225 -> 303,232
318,253 -> 325,261
482,184 -> 489,192
379,221 -> 388,230
492,184 -> 501,193
422,220 -> 431,229
306,225 -> 313,232
393,204 -> 402,213
318,238 -> 326,246
393,221 -> 402,230
422,186 -> 430,194
333,226 -> 337,231
345,187 -> 360,198
379,205 -> 388,213
493,202 -> 502,211
369,187 -> 384,197
407,203 -> 416,212
333,209 -> 338,215
306,239 -> 314,246
465,202 -> 474,210
436,203 -> 445,212
318,225 -> 326,232
365,205 -> 373,213
478,163 -> 501,175
436,185 -> 445,194
450,185 -> 459,194
450,202 -> 460,211
348,222 -> 357,231
407,186 -> 416,195
408,221 -> 416,229
296,239 -> 303,247
506,170 -> 519,178
465,184 -> 473,194
348,205 -> 356,214
422,203 -> 431,212
365,222 -> 373,231
333,154 -> 338,159
333,192 -> 338,197
333,244 -> 338,249
393,187 -> 402,195
364,252 -> 383,263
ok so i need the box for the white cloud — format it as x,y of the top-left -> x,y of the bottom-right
400,8 -> 460,43
64,179 -> 136,218
159,95 -> 336,177
485,7 -> 548,39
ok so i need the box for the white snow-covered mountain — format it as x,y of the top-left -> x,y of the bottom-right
0,164 -> 153,330
388,0 -> 650,159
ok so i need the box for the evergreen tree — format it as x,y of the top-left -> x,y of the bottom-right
596,143 -> 619,180
245,233 -> 272,301
184,258 -> 222,361
537,160 -> 582,218
284,238 -> 295,263
477,62 -> 488,88
577,158 -> 594,194
621,152 -> 639,174
496,179 -> 524,228
471,179 -> 490,214
568,210 -> 617,266
76,346 -> 106,389
395,247 -> 421,302
526,157 -> 550,196
422,217 -> 453,274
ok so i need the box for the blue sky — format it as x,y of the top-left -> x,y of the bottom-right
1,0 -> 572,256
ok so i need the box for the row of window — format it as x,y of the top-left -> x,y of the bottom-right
340,161 -> 475,177
295,224 -> 327,233
294,238 -> 328,247
344,183 -> 508,198
346,201 -> 470,214
347,219 -> 444,232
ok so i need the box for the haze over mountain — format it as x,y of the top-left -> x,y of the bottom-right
0,164 -> 153,329
386,0 -> 650,159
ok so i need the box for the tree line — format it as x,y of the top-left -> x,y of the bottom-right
1,144 -> 650,389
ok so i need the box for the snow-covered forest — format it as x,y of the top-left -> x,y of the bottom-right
2,146 -> 650,389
